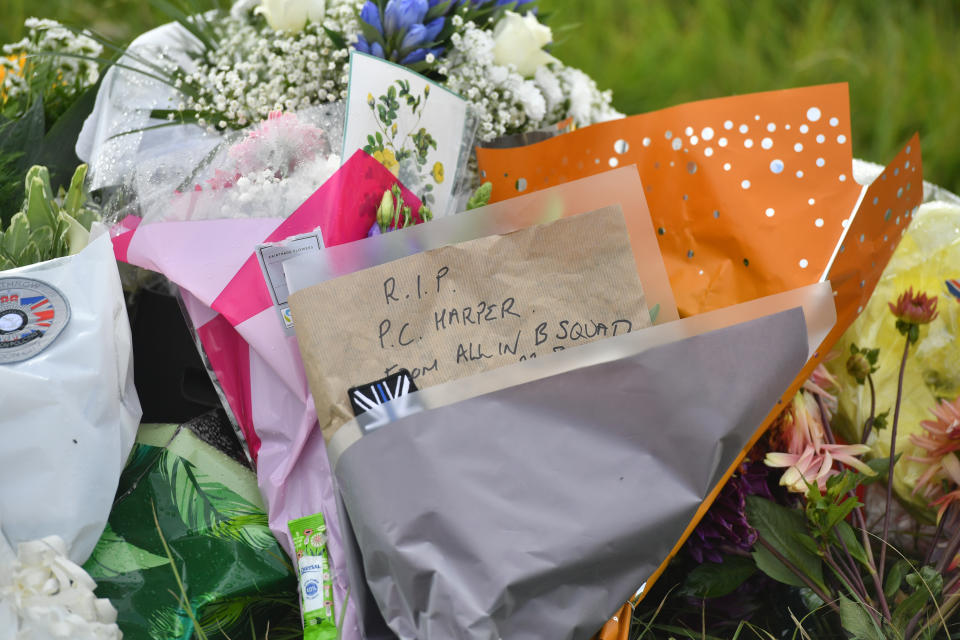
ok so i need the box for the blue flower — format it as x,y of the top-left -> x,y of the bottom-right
423,16 -> 444,42
357,0 -> 446,65
360,1 -> 382,33
355,33 -> 370,53
401,46 -> 444,64
384,0 -> 429,37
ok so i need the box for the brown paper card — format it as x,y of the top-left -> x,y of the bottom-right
290,205 -> 651,442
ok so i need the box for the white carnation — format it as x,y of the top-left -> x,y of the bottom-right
0,533 -> 121,640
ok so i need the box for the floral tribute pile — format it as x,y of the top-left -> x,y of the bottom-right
1,0 -> 959,639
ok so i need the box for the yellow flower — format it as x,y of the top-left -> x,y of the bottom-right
0,54 -> 26,103
372,148 -> 399,176
432,161 -> 444,184
367,92 -> 375,107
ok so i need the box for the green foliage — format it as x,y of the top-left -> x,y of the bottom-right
466,181 -> 493,210
680,554 -> 757,598
0,163 -> 99,270
746,495 -> 826,591
839,593 -> 886,640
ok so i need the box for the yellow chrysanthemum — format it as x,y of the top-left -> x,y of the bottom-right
829,201 -> 960,514
432,161 -> 444,184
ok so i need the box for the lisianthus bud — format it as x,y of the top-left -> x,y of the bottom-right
376,189 -> 395,229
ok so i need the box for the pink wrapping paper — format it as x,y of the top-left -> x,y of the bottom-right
110,150 -> 422,640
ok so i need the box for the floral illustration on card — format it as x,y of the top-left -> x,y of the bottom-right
362,79 -> 442,208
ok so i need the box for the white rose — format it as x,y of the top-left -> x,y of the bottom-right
491,11 -> 560,78
255,0 -> 326,32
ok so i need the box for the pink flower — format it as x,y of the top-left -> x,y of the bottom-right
765,382 -> 873,493
765,442 -> 874,493
928,453 -> 960,521
888,287 -> 939,326
770,390 -> 827,456
803,363 -> 839,420
228,110 -> 327,177
909,397 -> 960,500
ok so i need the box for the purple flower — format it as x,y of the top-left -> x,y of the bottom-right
686,462 -> 773,564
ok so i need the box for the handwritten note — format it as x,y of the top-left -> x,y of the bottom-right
289,205 -> 650,441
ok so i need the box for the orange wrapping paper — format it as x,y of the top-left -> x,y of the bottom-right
476,85 -> 924,633
478,83 -> 868,317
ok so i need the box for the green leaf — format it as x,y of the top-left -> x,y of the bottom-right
746,496 -> 826,590
3,212 -> 31,258
466,181 -> 492,210
84,523 -> 168,579
884,560 -> 909,600
23,174 -> 57,231
358,20 -> 384,48
905,566 -> 942,595
60,211 -> 91,255
63,164 -> 88,216
893,589 -> 931,629
681,555 -> 757,598
0,254 -> 13,271
26,165 -> 55,203
892,566 -> 943,629
16,241 -> 41,267
323,26 -> 348,50
751,545 -> 808,588
835,520 -> 871,568
839,594 -> 886,640
28,225 -> 54,261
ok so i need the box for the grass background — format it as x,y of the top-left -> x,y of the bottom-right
4,0 -> 958,193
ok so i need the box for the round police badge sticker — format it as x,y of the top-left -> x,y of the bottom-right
0,277 -> 71,364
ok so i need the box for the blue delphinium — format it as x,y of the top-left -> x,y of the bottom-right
355,0 -> 538,69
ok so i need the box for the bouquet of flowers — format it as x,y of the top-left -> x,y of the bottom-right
628,202 -> 960,640
4,2 -> 960,639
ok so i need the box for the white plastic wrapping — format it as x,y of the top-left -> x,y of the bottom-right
0,232 -> 141,563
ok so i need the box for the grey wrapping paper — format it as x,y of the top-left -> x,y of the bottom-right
335,307 -> 810,640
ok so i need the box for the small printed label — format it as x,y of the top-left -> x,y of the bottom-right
256,230 -> 325,336
0,278 -> 71,365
